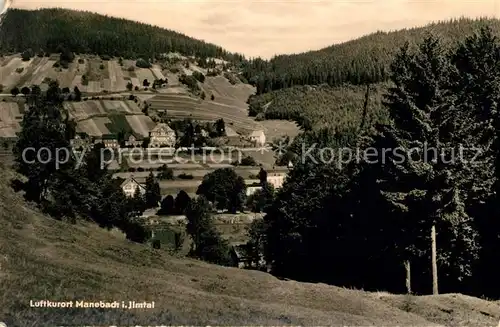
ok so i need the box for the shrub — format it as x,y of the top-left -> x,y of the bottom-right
236,156 -> 257,166
224,72 -> 239,85
15,67 -> 24,73
137,167 -> 145,172
99,64 -> 105,70
78,58 -> 85,64
100,54 -> 111,61
127,66 -> 135,72
152,239 -> 161,249
192,71 -> 205,83
136,58 -> 152,68
21,49 -> 33,61
255,113 -> 265,121
178,173 -> 194,179
123,219 -> 151,243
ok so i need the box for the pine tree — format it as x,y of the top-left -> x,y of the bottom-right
144,172 -> 161,208
372,35 -> 479,293
185,196 -> 232,265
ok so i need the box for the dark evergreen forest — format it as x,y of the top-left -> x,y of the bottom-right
0,8 -> 244,61
241,17 -> 500,95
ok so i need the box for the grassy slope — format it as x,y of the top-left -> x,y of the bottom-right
1,165 -> 499,326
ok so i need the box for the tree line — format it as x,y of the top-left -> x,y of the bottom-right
0,8 -> 244,62
12,81 -> 151,242
240,18 -> 500,95
246,27 -> 500,299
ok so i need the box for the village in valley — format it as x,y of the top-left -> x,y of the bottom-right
0,51 -> 298,267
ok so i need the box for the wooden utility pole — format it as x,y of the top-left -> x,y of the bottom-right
431,224 -> 438,294
404,260 -> 411,294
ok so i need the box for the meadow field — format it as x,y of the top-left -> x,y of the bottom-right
144,74 -> 263,133
0,54 -> 169,93
0,101 -> 23,138
2,164 -> 499,326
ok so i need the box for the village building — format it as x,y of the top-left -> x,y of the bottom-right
121,177 -> 146,197
267,172 -> 287,189
246,185 -> 262,196
249,130 -> 266,146
230,242 -> 266,269
125,134 -> 142,147
102,134 -> 120,148
225,126 -> 240,145
70,133 -> 90,149
149,123 -> 176,148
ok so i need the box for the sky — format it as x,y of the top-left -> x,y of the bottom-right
9,0 -> 500,58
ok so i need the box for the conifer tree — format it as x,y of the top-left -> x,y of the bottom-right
144,172 -> 161,208
372,35 -> 479,293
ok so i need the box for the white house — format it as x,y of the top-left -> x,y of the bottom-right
249,130 -> 266,146
149,123 -> 176,148
121,177 -> 146,197
267,173 -> 285,189
125,134 -> 142,147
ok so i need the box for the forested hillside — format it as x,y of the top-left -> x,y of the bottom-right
241,17 -> 500,95
248,83 -> 389,131
0,8 -> 243,61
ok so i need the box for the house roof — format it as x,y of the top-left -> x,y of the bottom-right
225,127 -> 238,137
151,123 -> 174,133
101,134 -> 117,140
231,243 -> 251,260
120,177 -> 146,189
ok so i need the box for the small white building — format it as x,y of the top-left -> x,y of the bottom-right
267,173 -> 286,189
246,185 -> 262,196
249,130 -> 266,146
121,177 -> 146,197
149,123 -> 176,148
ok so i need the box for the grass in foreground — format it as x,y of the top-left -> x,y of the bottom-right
0,166 -> 499,326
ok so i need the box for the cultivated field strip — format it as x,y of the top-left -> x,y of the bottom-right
75,118 -> 102,136
29,59 -> 58,85
102,100 -> 125,112
26,57 -> 49,85
87,81 -> 101,93
130,77 -> 140,86
151,66 -> 166,80
111,61 -> 127,91
123,100 -> 141,113
204,76 -> 254,103
0,102 -> 22,136
65,102 -> 90,120
0,57 -> 33,89
0,56 -> 22,87
71,74 -> 85,92
102,79 -> 111,91
159,180 -> 203,188
125,115 -> 156,137
107,61 -> 117,91
59,62 -> 79,88
93,117 -> 112,135
15,56 -> 43,87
